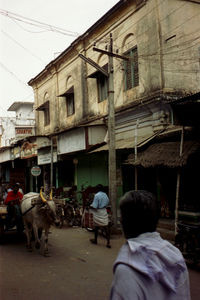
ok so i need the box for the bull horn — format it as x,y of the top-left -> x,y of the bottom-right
50,188 -> 53,201
40,188 -> 47,203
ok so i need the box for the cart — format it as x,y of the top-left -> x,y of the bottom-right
0,204 -> 8,239
0,203 -> 24,242
175,211 -> 200,265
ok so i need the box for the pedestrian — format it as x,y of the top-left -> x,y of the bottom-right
89,184 -> 111,248
110,190 -> 191,300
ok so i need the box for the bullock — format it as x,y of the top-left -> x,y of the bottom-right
21,188 -> 60,256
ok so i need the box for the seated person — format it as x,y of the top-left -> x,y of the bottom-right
4,183 -> 23,231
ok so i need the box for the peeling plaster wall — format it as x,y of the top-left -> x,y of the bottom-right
57,58 -> 83,130
0,117 -> 16,147
30,0 -> 200,137
160,0 -> 200,92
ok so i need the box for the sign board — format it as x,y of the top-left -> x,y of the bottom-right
37,152 -> 57,165
11,146 -> 21,160
0,148 -> 11,163
31,166 -> 41,177
57,128 -> 85,155
21,142 -> 37,159
16,128 -> 33,135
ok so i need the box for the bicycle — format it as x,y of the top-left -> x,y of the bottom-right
55,197 -> 82,228
175,221 -> 200,265
63,198 -> 82,227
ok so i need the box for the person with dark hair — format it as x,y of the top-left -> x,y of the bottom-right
110,190 -> 190,300
89,184 -> 111,248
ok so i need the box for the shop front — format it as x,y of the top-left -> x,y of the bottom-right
57,125 -> 107,196
125,129 -> 200,223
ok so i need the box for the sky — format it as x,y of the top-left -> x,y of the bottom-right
0,0 -> 119,117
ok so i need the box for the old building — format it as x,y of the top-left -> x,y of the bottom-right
0,102 -> 36,194
28,0 -> 200,225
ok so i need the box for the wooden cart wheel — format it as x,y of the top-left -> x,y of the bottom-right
0,223 -> 5,243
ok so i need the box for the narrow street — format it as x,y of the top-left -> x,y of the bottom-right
0,226 -> 200,300
0,226 -> 124,300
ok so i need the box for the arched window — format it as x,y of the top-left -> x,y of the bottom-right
88,54 -> 108,102
122,34 -> 139,90
65,76 -> 75,116
43,93 -> 50,126
36,92 -> 50,126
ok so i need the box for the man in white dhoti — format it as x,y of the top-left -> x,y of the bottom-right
90,184 -> 111,248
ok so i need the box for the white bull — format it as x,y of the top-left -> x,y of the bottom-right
21,189 -> 60,256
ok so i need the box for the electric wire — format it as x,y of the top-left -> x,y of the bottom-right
0,61 -> 32,88
108,0 -> 200,58
1,30 -> 47,64
1,1 -> 199,113
0,8 -> 80,37
11,17 -> 53,34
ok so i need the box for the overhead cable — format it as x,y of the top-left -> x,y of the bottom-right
0,8 -> 80,37
1,30 -> 46,63
0,61 -> 31,88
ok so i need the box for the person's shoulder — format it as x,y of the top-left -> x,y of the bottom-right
113,263 -> 143,298
115,263 -> 131,275
100,191 -> 108,197
95,191 -> 102,197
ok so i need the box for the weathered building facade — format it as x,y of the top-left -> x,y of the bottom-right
27,0 -> 200,220
0,102 -> 36,195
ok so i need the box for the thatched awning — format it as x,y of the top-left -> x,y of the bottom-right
125,140 -> 200,168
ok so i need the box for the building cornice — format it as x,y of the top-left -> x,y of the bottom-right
28,0 -> 148,86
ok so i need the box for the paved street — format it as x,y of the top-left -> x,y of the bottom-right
0,226 -> 200,300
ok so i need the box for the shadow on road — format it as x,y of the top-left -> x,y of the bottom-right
0,230 -> 26,245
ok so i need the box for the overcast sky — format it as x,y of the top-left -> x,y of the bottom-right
0,0 -> 119,117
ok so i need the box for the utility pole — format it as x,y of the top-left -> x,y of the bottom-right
79,33 -> 129,228
107,33 -> 117,228
94,34 -> 117,228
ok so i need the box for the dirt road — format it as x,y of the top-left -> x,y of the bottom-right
0,226 -> 124,300
0,226 -> 199,300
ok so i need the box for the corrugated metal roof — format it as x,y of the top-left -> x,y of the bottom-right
90,132 -> 158,152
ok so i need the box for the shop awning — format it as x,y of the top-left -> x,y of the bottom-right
125,140 -> 200,168
90,132 -> 159,153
